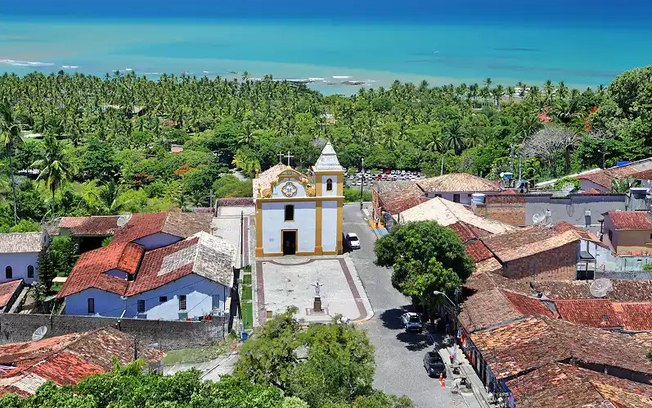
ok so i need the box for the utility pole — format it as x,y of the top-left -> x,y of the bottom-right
240,211 -> 245,268
510,144 -> 515,174
518,153 -> 523,181
440,157 -> 444,176
360,158 -> 364,211
208,191 -> 213,210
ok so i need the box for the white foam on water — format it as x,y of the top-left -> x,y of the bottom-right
0,58 -> 55,67
332,75 -> 352,79
124,67 -> 133,71
309,77 -> 326,81
202,70 -> 210,74
61,65 -> 79,69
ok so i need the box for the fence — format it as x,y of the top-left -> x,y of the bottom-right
0,313 -> 229,351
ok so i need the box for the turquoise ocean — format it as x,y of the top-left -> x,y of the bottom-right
1,1 -> 652,94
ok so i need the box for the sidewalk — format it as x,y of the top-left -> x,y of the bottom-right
439,346 -> 492,408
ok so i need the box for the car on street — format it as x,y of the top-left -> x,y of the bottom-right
345,232 -> 361,250
423,351 -> 446,378
401,312 -> 423,332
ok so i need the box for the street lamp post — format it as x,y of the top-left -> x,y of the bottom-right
360,158 -> 365,211
433,290 -> 459,333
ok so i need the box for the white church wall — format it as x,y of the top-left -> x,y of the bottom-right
262,201 -> 316,254
322,200 -> 338,252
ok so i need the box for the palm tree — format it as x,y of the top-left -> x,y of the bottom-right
31,134 -> 71,217
0,102 -> 23,225
611,176 -> 640,195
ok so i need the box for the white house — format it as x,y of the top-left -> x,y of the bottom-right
254,142 -> 344,256
0,232 -> 45,285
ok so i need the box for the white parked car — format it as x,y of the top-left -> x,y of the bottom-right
345,232 -> 361,250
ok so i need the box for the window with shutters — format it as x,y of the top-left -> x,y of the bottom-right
179,295 -> 187,310
87,298 -> 95,314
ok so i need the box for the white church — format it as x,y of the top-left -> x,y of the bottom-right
254,142 -> 344,257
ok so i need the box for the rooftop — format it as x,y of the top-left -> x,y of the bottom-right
0,280 -> 23,309
374,180 -> 427,215
58,231 -> 235,298
112,211 -> 212,244
125,232 -> 235,296
0,232 -> 44,254
536,157 -> 652,189
399,197 -> 514,235
417,173 -> 500,193
253,163 -> 293,196
506,363 -> 652,408
459,289 -> 555,333
472,316 -> 652,381
553,299 -> 623,329
606,211 -> 652,230
313,142 -> 344,172
0,327 -> 162,396
58,215 -> 122,237
481,227 -> 579,263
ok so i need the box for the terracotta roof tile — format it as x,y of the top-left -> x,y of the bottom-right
553,299 -> 622,329
465,240 -> 494,263
631,169 -> 652,180
471,316 -> 652,381
481,227 -> 579,263
57,243 -> 138,297
606,211 -> 652,230
613,303 -> 652,331
552,221 -> 599,241
112,212 -> 211,244
0,327 -> 162,395
460,289 -> 555,333
507,363 -> 652,408
0,280 -> 22,308
374,181 -> 427,214
417,173 -> 500,193
60,216 -> 121,236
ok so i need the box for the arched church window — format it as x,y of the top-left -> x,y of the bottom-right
27,265 -> 34,279
326,179 -> 333,191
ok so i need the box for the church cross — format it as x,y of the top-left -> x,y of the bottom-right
285,151 -> 294,166
278,152 -> 284,163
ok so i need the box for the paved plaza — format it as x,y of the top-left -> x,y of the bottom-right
256,256 -> 372,323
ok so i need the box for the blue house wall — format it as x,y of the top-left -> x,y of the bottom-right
0,252 -> 40,285
64,274 -> 229,320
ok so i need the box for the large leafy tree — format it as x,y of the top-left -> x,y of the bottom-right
375,221 -> 474,315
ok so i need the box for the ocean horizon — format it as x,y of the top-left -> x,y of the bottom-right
2,1 -> 652,94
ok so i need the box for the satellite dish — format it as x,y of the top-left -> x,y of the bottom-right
32,326 -> 48,341
117,214 -> 132,227
561,182 -> 576,194
590,278 -> 613,298
532,213 -> 546,224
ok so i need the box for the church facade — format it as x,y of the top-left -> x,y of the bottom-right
254,143 -> 344,257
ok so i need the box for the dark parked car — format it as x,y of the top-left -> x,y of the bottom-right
423,351 -> 446,378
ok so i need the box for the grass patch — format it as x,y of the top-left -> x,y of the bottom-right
241,283 -> 252,301
242,274 -> 252,285
163,339 -> 236,365
242,302 -> 253,330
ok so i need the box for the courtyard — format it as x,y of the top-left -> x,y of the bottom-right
256,256 -> 372,323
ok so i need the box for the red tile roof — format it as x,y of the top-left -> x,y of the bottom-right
0,327 -> 162,396
471,316 -> 652,381
373,181 -> 427,214
553,299 -> 622,329
57,242 -> 144,297
60,216 -> 121,236
551,222 -> 599,241
0,280 -> 22,309
112,212 -> 212,244
631,169 -> 652,180
465,240 -> 494,263
606,211 -> 652,230
507,363 -> 652,408
613,302 -> 652,331
124,237 -> 198,296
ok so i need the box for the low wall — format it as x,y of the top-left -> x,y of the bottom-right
0,314 -> 228,351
